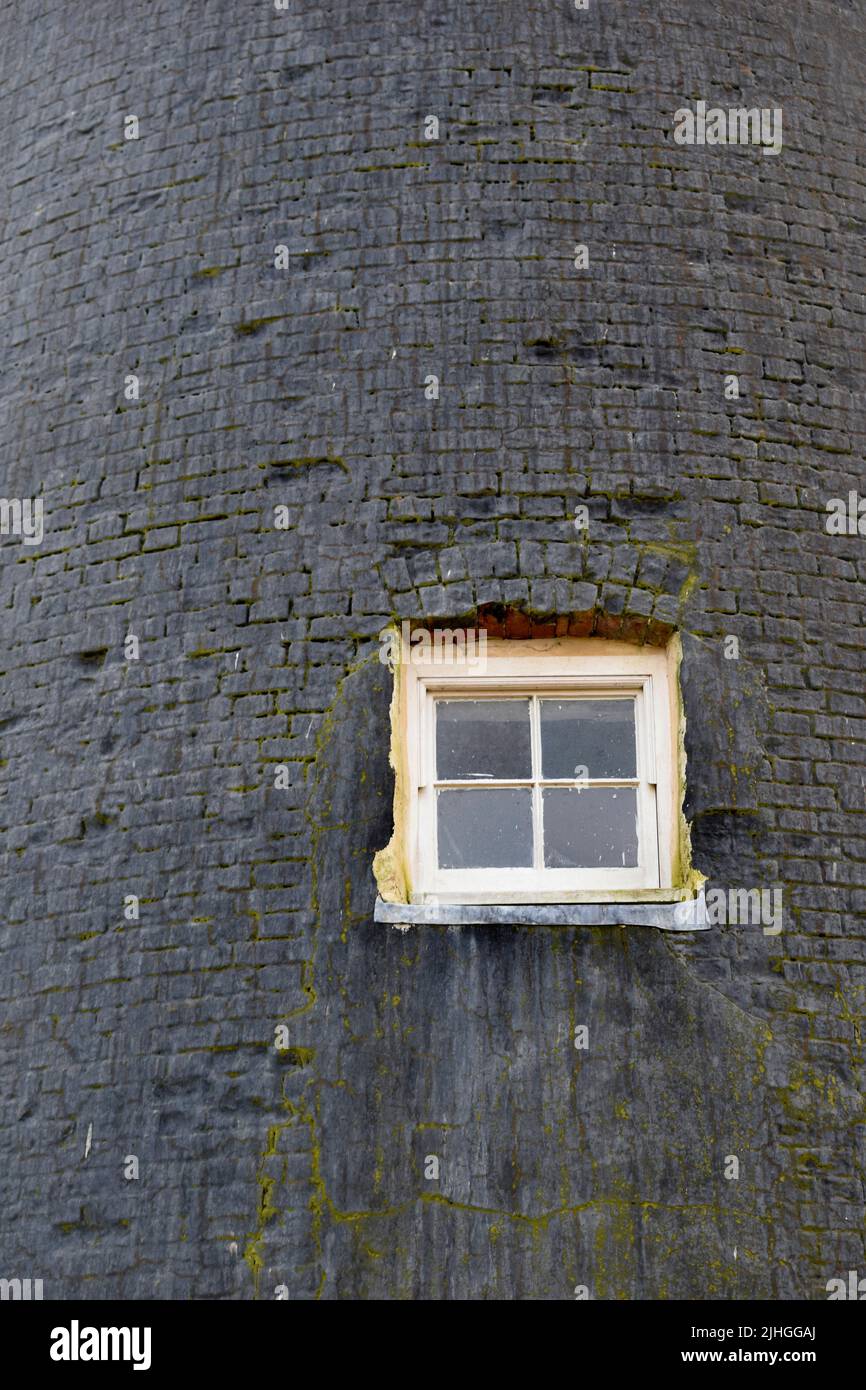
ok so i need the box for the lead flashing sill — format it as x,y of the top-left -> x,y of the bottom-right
374,891 -> 711,931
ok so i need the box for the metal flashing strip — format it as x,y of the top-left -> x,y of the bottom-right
374,891 -> 711,931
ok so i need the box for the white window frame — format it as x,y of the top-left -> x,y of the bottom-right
401,637 -> 681,905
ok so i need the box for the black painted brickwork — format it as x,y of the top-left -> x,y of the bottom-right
0,0 -> 864,1298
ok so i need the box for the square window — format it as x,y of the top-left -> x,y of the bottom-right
382,634 -> 686,906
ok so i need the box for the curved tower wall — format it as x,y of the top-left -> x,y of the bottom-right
1,0 -> 864,1298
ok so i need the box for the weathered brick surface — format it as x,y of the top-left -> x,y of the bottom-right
0,0 -> 864,1298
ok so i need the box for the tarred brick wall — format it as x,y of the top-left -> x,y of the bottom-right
0,0 -> 864,1298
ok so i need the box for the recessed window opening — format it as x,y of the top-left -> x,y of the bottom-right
419,670 -> 662,897
376,631 -> 688,909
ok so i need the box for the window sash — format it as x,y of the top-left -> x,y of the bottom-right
415,678 -> 661,895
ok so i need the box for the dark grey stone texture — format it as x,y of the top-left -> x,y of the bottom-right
0,0 -> 864,1300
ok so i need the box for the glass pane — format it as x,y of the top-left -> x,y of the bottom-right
436,700 -> 531,781
437,788 -> 533,868
543,787 -> 639,868
540,699 -> 636,780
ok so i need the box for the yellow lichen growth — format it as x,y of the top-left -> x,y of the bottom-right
669,632 -> 706,899
372,626 -> 411,903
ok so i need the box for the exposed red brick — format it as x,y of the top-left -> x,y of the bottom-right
620,614 -> 649,645
595,611 -> 623,640
567,611 -> 595,637
478,608 -> 505,637
503,608 -> 533,638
